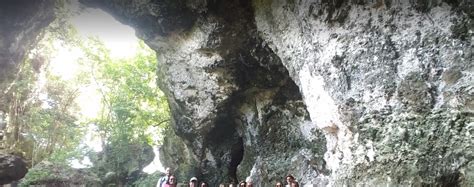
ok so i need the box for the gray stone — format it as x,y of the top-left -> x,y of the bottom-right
0,153 -> 27,185
79,0 -> 473,185
0,0 -> 472,186
253,0 -> 473,186
0,0 -> 55,84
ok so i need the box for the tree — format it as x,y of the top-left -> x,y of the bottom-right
80,38 -> 170,185
0,2 -> 170,184
0,46 -> 85,166
0,5 -> 86,165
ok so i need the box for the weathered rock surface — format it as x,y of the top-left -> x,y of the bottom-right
0,0 -> 55,84
253,0 -> 473,185
80,0 -> 328,185
0,153 -> 28,184
1,0 -> 473,186
79,0 -> 473,186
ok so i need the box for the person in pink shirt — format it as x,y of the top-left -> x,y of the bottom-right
164,175 -> 177,187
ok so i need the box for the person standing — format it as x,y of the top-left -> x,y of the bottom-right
189,177 -> 199,187
290,181 -> 299,187
165,175 -> 177,187
157,167 -> 172,187
245,177 -> 253,187
285,175 -> 295,187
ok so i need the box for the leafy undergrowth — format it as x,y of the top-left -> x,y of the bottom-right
132,171 -> 162,187
19,161 -> 101,187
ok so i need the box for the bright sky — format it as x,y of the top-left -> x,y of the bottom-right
70,8 -> 139,58
53,3 -> 164,173
49,7 -> 140,118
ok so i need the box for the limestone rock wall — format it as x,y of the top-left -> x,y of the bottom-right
0,0 -> 55,84
0,0 -> 472,185
51,0 -> 474,186
80,0 -> 328,185
253,0 -> 473,185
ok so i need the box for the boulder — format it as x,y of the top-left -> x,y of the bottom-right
0,153 -> 28,184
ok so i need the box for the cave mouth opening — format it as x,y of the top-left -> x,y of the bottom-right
45,5 -> 169,173
0,1 -> 171,185
2,0 -> 327,185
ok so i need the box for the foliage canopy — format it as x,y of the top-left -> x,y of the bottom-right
2,6 -> 169,185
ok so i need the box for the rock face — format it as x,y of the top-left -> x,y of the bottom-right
0,153 -> 28,184
0,0 -> 55,84
257,1 -> 474,184
80,0 -> 327,185
1,0 -> 472,186
253,0 -> 473,186
79,0 -> 474,186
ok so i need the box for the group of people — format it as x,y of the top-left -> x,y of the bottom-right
156,167 -> 300,187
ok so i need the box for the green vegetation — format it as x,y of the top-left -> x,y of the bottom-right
81,38 -> 169,146
0,34 -> 84,167
79,38 -> 169,185
1,4 -> 170,185
19,161 -> 101,187
132,171 -> 162,186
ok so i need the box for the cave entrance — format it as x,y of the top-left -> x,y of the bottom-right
0,1 -> 170,186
